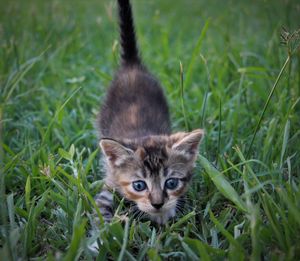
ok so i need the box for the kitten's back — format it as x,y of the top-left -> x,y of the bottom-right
99,0 -> 170,139
99,66 -> 170,139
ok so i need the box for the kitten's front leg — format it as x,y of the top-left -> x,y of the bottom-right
88,188 -> 114,254
94,188 -> 114,223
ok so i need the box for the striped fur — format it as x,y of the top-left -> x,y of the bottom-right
94,0 -> 204,225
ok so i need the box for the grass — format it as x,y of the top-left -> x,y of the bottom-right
1,0 -> 300,259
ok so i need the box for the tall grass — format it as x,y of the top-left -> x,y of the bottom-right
1,0 -> 300,260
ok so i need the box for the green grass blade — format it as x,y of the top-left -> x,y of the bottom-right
185,19 -> 210,88
147,248 -> 161,261
117,218 -> 130,261
25,176 -> 31,211
179,61 -> 189,131
209,210 -> 244,259
280,119 -> 290,168
183,238 -> 211,261
199,155 -> 247,212
247,55 -> 291,157
41,86 -> 82,145
170,210 -> 196,231
276,187 -> 300,226
6,193 -> 16,229
63,219 -> 87,261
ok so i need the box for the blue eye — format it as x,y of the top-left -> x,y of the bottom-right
165,178 -> 179,190
132,180 -> 147,191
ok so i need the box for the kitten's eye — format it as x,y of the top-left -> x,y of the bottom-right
132,180 -> 147,191
165,178 -> 179,190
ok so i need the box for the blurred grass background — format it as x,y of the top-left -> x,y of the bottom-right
1,0 -> 300,260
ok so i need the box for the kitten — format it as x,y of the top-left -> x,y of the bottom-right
95,0 -> 204,225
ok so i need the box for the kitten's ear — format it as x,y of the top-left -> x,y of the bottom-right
170,129 -> 204,161
100,139 -> 134,167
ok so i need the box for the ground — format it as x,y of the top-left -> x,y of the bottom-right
0,0 -> 300,260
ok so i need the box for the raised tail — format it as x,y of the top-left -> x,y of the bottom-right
117,0 -> 141,66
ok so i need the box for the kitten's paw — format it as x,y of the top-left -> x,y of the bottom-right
94,189 -> 114,224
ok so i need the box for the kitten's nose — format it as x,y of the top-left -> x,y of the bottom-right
151,203 -> 164,209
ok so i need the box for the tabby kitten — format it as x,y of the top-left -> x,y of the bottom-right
95,0 -> 204,224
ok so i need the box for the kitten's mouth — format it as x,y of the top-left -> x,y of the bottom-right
148,208 -> 166,215
147,208 -> 176,224
151,209 -> 162,214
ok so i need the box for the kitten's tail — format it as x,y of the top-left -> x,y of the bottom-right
117,0 -> 141,66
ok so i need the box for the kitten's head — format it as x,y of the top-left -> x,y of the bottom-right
100,129 -> 204,224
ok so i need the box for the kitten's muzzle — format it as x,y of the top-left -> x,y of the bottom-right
151,203 -> 164,209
